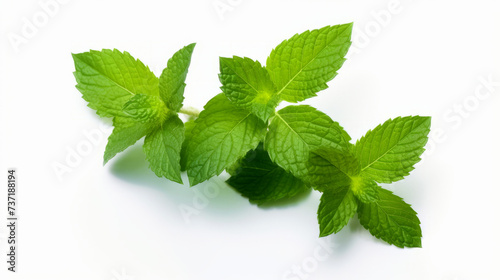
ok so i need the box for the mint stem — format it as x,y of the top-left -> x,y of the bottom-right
179,106 -> 200,118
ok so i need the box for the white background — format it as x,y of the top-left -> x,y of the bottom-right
1,0 -> 500,279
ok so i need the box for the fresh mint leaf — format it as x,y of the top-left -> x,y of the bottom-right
266,23 -> 352,102
357,188 -> 422,248
265,105 -> 350,179
354,116 -> 431,183
186,93 -> 267,186
103,116 -> 155,164
219,56 -> 279,121
226,143 -> 309,204
317,184 -> 357,237
122,94 -> 169,124
143,115 -> 185,183
72,49 -> 159,118
159,43 -> 196,112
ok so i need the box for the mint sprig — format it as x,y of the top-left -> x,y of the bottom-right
73,44 -> 196,183
190,23 -> 354,187
72,23 -> 432,248
310,116 -> 430,247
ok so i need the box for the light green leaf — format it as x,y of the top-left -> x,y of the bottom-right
357,188 -> 422,248
265,105 -> 351,179
122,94 -> 169,124
219,56 -> 279,121
318,184 -> 357,237
159,43 -> 196,112
350,176 -> 380,203
266,23 -> 353,102
143,115 -> 185,184
354,116 -> 431,183
72,49 -> 158,118
103,116 -> 154,164
186,94 -> 267,186
226,144 -> 309,204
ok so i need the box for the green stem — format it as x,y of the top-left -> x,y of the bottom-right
179,106 -> 200,118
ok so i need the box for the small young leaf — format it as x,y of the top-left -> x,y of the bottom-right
143,115 -> 185,184
219,56 -> 279,121
186,94 -> 267,186
72,49 -> 159,118
122,94 -> 169,124
350,176 -> 380,203
318,184 -> 357,237
227,144 -> 309,204
159,43 -> 196,112
357,188 -> 422,248
103,116 -> 155,164
304,147 -> 359,192
266,23 -> 353,102
354,116 -> 431,183
265,105 -> 351,179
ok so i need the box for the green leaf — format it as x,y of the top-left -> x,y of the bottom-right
219,56 -> 279,121
186,94 -> 267,186
225,157 -> 241,176
354,116 -> 431,183
265,105 -> 350,179
103,116 -> 154,164
226,144 -> 309,204
305,147 -> 358,192
266,23 -> 353,102
180,119 -> 195,172
350,176 -> 380,203
72,49 -> 158,118
122,94 -> 169,124
159,43 -> 196,112
357,188 -> 422,248
318,184 -> 357,237
143,115 -> 185,184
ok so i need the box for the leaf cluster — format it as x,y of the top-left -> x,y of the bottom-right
72,23 -> 431,248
